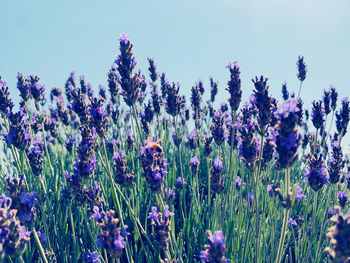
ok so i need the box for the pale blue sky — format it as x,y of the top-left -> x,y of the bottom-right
0,0 -> 349,150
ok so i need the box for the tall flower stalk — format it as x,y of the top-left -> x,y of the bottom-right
273,99 -> 301,263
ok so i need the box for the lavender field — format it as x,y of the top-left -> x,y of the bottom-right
0,29 -> 349,263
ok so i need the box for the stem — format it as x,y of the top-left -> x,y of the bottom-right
33,227 -> 49,263
131,104 -> 144,143
297,81 -> 303,98
102,139 -> 133,263
275,168 -> 291,263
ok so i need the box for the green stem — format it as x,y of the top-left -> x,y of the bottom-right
33,227 -> 49,263
275,168 -> 291,263
131,104 -> 144,143
297,81 -> 303,98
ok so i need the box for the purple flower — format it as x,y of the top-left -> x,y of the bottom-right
337,192 -> 348,208
175,177 -> 187,189
305,153 -> 329,191
6,108 -> 32,151
288,218 -> 298,227
226,61 -> 242,112
172,132 -> 183,147
210,77 -> 218,103
92,209 -> 127,259
16,73 -> 32,102
113,151 -> 135,187
89,97 -> 109,137
74,126 -> 97,179
0,195 -> 30,258
0,76 -> 14,114
82,251 -> 101,263
90,206 -> 102,222
115,33 -> 141,106
203,135 -> 213,156
238,119 -> 258,171
325,211 -> 350,261
164,187 -> 175,202
165,82 -> 185,117
138,139 -> 167,192
200,230 -> 229,263
273,99 -> 301,169
107,64 -> 120,104
328,207 -> 335,219
210,155 -> 225,194
187,129 -> 200,151
190,157 -> 200,173
29,75 -> 45,103
296,56 -> 307,82
210,110 -> 226,146
311,100 -> 325,130
323,89 -> 332,115
335,97 -> 350,136
330,86 -> 338,110
191,83 -> 202,121
295,186 -> 306,202
148,206 -> 158,221
148,57 -> 158,82
281,82 -> 289,101
328,141 -> 345,184
26,144 -> 43,176
251,75 -> 274,134
148,205 -> 174,250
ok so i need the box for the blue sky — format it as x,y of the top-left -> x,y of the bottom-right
0,0 -> 349,149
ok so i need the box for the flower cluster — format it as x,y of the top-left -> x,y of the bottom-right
16,73 -> 32,102
335,98 -> 350,137
73,125 -> 97,179
305,153 -> 329,191
311,100 -> 325,130
191,83 -> 202,121
165,82 -> 185,117
148,205 -> 174,250
0,196 -> 31,259
325,210 -> 350,262
226,61 -> 242,112
107,64 -> 120,104
251,76 -> 274,133
210,77 -> 218,103
68,85 -> 90,125
210,155 -> 225,194
296,56 -> 307,82
29,75 -> 46,104
6,174 -> 37,226
328,141 -> 345,184
138,139 -> 167,192
0,76 -> 14,114
238,119 -> 259,171
90,207 -> 129,259
338,192 -> 348,208
113,151 -> 135,187
273,99 -> 301,169
200,230 -> 229,263
89,97 -> 108,137
82,251 -> 101,263
281,82 -> 289,101
187,129 -> 200,151
210,111 -> 226,146
274,185 -> 306,209
26,143 -> 43,176
190,157 -> 200,174
5,108 -> 32,151
115,33 -> 141,106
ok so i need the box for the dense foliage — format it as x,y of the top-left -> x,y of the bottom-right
0,33 -> 349,263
